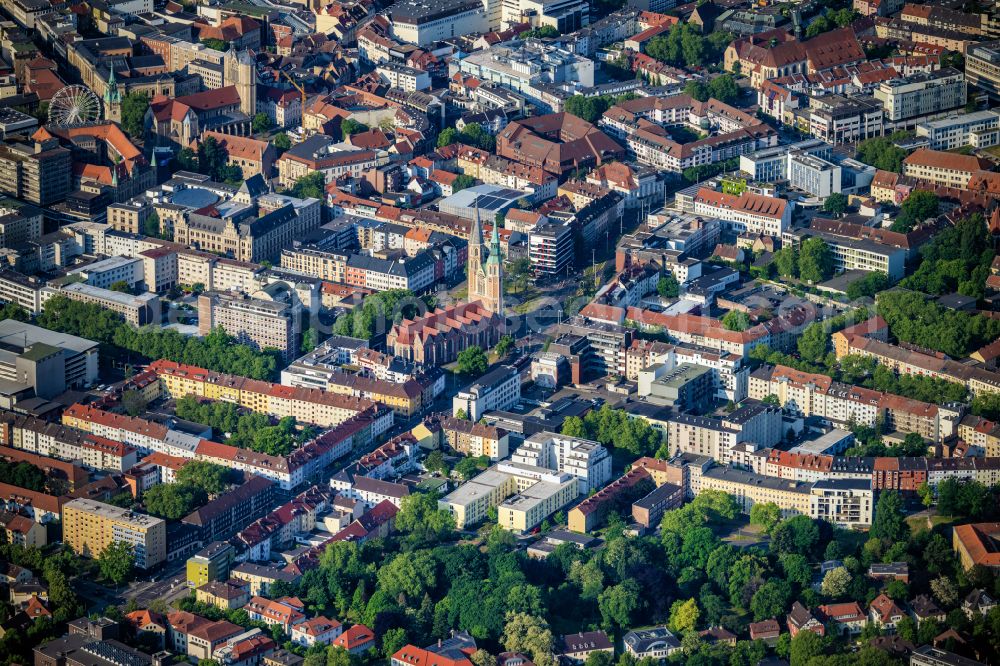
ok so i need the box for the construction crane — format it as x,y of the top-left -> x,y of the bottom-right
280,70 -> 308,111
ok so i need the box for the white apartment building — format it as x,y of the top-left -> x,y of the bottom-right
376,62 -> 431,92
197,291 -> 301,361
691,188 -> 792,237
916,110 -> 1000,150
667,401 -> 783,464
0,269 -> 45,313
782,227 -> 906,282
874,68 -> 966,129
67,255 -> 144,290
740,139 -> 830,183
511,432 -> 612,495
809,479 -> 873,528
388,0 -> 489,45
48,283 -> 161,327
459,40 -> 594,112
452,365 -> 521,421
439,460 -> 577,532
628,342 -> 749,403
808,95 -> 884,145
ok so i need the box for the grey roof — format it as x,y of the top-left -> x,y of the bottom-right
346,250 -> 435,278
0,320 -> 98,355
623,626 -> 680,654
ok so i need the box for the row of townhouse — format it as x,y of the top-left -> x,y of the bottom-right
1,412 -> 139,472
680,462 -> 875,528
60,402 -> 375,490
148,359 -> 394,435
599,95 -> 777,174
843,336 -> 1000,397
730,446 -> 1000,491
235,486 -> 335,562
621,306 -> 812,356
748,363 -> 960,441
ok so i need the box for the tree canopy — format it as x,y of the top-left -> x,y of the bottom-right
560,403 -> 662,457
37,296 -> 280,380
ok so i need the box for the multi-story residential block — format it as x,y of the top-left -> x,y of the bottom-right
600,95 -> 777,174
376,62 -> 431,91
689,188 -> 792,237
181,475 -> 276,542
452,364 -> 521,421
529,217 -> 575,275
667,400 -> 783,464
3,412 -> 139,472
345,251 -> 437,293
967,40 -> 1000,101
197,291 -> 301,361
699,465 -> 813,518
186,541 -> 236,588
638,363 -> 715,411
0,197 -> 42,248
439,460 -> 577,532
782,222 -> 907,282
236,486 -> 333,562
48,283 -> 160,326
874,68 -> 966,128
439,417 -> 510,460
916,110 -> 1000,150
0,270 -> 45,314
512,432 -> 612,495
230,563 -> 300,596
807,95 -> 884,145
844,335 -> 1000,397
902,148 -> 992,188
749,364 -> 957,441
0,138 -> 71,206
67,256 -> 144,290
958,415 -> 1000,457
62,498 -> 167,569
809,479 -> 873,528
196,581 -> 250,611
149,359 -> 390,434
567,465 -> 654,533
626,338 -> 749,403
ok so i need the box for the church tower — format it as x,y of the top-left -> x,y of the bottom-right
484,225 -> 504,316
225,48 -> 257,117
467,205 -> 504,315
103,67 -> 122,123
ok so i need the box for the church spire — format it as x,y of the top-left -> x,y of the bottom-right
486,224 -> 502,265
470,203 -> 484,251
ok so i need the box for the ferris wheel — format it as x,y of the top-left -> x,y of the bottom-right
48,85 -> 103,127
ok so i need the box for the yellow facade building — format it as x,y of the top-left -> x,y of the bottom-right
62,498 -> 166,569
